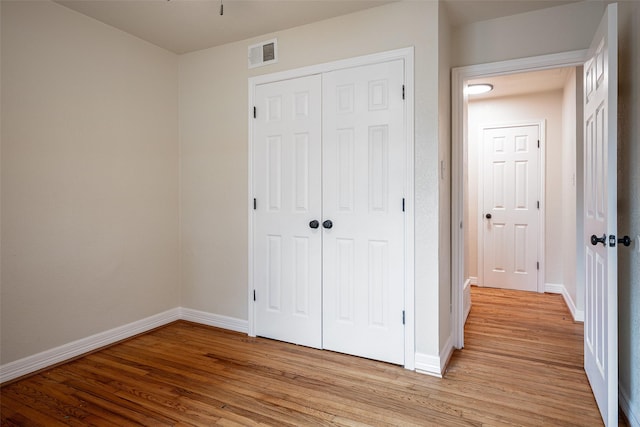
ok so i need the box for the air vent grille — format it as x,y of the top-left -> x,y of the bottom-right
248,39 -> 278,69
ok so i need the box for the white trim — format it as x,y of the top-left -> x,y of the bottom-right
544,282 -> 565,294
620,386 -> 640,427
463,278 -> 473,323
414,353 -> 443,378
476,120 -> 546,294
181,308 -> 248,333
0,308 -> 251,385
0,308 -> 181,384
451,49 -> 588,349
414,335 -> 454,379
248,47 -> 415,370
545,283 -> 585,322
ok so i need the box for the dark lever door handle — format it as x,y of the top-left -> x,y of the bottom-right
309,220 -> 319,229
322,220 -> 333,229
590,234 -> 606,246
618,235 -> 632,247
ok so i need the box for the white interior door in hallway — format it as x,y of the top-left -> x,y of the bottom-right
252,60 -> 406,365
583,3 -> 618,425
480,124 -> 540,292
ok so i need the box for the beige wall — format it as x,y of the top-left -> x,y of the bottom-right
0,1 -> 180,364
618,0 -> 640,422
179,1 -> 447,358
451,1 -> 606,67
561,68 -> 580,313
466,90 -> 565,286
437,2 -> 452,352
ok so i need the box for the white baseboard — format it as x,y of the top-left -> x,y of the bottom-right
620,386 -> 640,427
414,335 -> 454,379
463,277 -> 474,323
544,283 -> 584,322
181,308 -> 248,333
544,283 -> 564,294
0,307 -> 248,384
415,352 -> 443,378
0,308 -> 181,384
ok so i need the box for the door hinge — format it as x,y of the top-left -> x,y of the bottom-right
253,198 -> 257,210
253,106 -> 256,119
402,310 -> 405,325
253,290 -> 256,301
402,85 -> 405,100
537,262 -> 539,270
537,201 -> 540,209
402,198 -> 405,212
537,140 -> 540,148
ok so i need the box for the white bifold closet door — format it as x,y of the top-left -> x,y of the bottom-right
253,60 -> 405,365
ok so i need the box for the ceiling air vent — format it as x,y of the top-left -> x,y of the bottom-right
248,39 -> 278,69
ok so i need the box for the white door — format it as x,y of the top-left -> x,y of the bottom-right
322,60 -> 406,365
583,4 -> 618,425
253,75 -> 323,348
481,124 -> 540,292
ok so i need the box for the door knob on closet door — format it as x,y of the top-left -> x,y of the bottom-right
322,220 -> 333,229
485,213 -> 492,219
309,220 -> 319,229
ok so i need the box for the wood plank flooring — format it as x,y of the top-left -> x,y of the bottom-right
1,287 -> 608,426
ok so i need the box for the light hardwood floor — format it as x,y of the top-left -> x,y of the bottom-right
1,287 -> 611,426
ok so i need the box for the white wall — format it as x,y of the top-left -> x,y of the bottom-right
179,1 -> 447,359
0,1 -> 180,364
466,90 -> 565,287
617,1 -> 640,424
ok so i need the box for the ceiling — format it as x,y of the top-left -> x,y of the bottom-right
54,0 -> 583,55
467,67 -> 574,100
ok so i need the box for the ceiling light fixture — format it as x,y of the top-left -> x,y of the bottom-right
465,83 -> 493,95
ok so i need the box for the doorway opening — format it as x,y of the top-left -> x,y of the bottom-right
451,51 -> 587,349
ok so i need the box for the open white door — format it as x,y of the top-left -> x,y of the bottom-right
583,4 -> 618,425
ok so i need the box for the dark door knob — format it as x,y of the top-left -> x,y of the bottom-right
618,235 -> 632,247
322,220 -> 333,229
309,220 -> 319,229
591,234 -> 606,246
485,213 -> 492,219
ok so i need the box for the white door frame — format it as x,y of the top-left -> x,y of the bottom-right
248,47 -> 415,369
476,120 -> 546,293
452,50 -> 586,349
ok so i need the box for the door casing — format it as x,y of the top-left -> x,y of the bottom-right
451,50 -> 587,349
248,47 -> 415,369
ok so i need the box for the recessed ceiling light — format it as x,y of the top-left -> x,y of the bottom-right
465,84 -> 494,95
